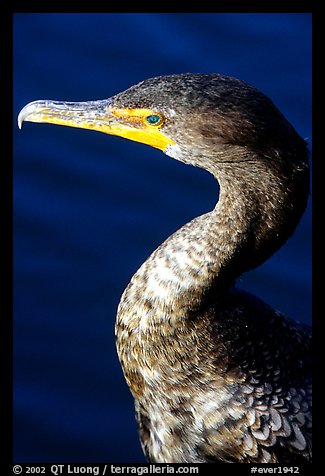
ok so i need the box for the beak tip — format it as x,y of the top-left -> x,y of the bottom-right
17,100 -> 48,130
17,104 -> 30,130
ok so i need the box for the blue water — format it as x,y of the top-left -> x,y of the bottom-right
13,13 -> 312,463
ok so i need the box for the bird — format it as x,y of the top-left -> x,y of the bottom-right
18,73 -> 311,463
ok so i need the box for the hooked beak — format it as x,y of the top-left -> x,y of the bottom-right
18,99 -> 175,151
18,99 -> 114,132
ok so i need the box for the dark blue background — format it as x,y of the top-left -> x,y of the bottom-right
13,13 -> 312,463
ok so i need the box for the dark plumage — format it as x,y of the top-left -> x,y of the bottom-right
18,73 -> 311,463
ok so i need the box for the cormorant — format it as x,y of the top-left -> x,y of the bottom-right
18,73 -> 311,463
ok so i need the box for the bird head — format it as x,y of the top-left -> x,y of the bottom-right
18,73 -> 308,173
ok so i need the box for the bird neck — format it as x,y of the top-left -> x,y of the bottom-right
115,151 -> 308,394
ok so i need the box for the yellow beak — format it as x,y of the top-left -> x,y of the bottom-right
18,99 -> 175,151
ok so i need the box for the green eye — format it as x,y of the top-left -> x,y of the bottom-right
146,114 -> 162,125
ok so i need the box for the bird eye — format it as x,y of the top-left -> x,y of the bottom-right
146,114 -> 162,126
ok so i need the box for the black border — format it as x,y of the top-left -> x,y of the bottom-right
5,2 -> 317,473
